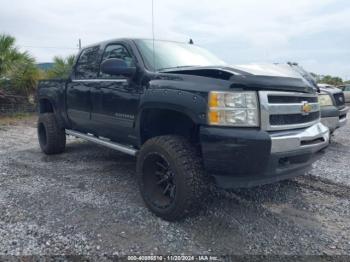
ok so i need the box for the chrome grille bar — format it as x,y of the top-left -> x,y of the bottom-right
267,103 -> 319,115
259,91 -> 320,131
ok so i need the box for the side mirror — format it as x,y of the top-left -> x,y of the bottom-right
100,58 -> 136,77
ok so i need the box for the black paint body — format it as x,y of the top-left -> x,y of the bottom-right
37,38 -> 318,188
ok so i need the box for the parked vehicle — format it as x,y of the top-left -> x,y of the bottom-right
317,83 -> 348,132
337,84 -> 350,103
282,63 -> 348,133
37,39 -> 329,220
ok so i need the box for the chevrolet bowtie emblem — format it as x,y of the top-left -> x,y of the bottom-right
301,101 -> 312,115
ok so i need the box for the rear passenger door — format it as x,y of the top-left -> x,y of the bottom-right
90,43 -> 141,144
67,46 -> 100,132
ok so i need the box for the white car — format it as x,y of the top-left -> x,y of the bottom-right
337,84 -> 350,103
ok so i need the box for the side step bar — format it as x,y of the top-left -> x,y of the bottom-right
65,129 -> 137,156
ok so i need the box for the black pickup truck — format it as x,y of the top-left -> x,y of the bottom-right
37,38 -> 329,220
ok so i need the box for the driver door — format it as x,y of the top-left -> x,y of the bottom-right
90,43 -> 141,144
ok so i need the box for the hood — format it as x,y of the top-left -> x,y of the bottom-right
159,63 -> 304,78
319,86 -> 343,95
160,64 -> 315,93
232,63 -> 304,78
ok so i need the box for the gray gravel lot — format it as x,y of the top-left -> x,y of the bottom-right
0,117 -> 350,256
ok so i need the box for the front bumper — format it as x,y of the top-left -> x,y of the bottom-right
320,106 -> 348,132
200,122 -> 329,188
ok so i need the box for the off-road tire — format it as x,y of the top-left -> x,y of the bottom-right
37,113 -> 66,155
137,135 -> 207,221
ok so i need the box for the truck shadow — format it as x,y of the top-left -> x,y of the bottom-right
34,140 -> 326,254
63,140 -> 315,221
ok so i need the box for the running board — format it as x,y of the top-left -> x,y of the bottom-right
65,129 -> 137,156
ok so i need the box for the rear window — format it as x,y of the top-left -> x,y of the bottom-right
75,46 -> 100,79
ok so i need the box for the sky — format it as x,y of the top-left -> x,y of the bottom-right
1,0 -> 350,79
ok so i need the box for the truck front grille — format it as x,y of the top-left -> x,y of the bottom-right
268,95 -> 318,104
259,91 -> 320,131
270,111 -> 320,125
333,93 -> 345,107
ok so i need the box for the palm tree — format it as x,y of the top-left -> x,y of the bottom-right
0,34 -> 32,75
0,34 -> 39,94
9,56 -> 40,95
47,55 -> 75,79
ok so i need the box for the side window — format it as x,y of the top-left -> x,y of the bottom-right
99,44 -> 134,79
75,46 -> 100,79
345,86 -> 350,91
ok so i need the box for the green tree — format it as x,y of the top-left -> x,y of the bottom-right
8,56 -> 40,94
0,34 -> 39,94
47,55 -> 75,79
318,75 -> 343,86
0,34 -> 21,75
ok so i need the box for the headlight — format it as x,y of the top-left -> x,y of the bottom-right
318,94 -> 333,107
208,91 -> 259,126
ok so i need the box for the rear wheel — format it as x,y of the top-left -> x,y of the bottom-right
137,135 -> 207,221
37,113 -> 66,154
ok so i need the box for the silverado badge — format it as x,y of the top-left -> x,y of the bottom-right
301,101 -> 312,115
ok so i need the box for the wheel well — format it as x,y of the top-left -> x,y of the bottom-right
140,109 -> 199,145
39,99 -> 54,113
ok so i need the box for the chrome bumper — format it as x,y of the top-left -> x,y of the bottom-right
338,106 -> 349,127
321,106 -> 348,131
321,117 -> 339,131
270,122 -> 329,153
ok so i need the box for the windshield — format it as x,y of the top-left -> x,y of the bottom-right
135,39 -> 227,71
290,64 -> 318,88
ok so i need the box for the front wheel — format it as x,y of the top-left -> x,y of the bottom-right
137,135 -> 207,221
37,113 -> 66,155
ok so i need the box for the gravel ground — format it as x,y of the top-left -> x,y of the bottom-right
0,116 -> 350,256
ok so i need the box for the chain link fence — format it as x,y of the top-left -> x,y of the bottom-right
0,81 -> 37,116
0,103 -> 37,116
